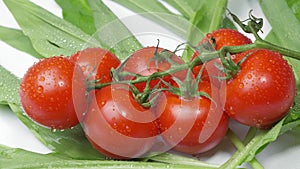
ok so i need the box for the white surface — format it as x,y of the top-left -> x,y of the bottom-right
0,0 -> 299,168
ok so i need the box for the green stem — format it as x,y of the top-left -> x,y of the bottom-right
243,127 -> 257,145
226,129 -> 264,169
220,131 -> 266,169
255,39 -> 300,60
92,51 -> 220,91
221,38 -> 300,61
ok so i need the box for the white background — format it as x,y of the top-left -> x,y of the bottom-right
0,0 -> 299,168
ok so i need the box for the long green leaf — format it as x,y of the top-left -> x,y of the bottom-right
162,0 -> 195,19
112,0 -> 190,39
0,26 -> 43,58
55,0 -> 96,35
181,0 -> 228,61
88,0 -> 142,60
0,145 -> 211,169
4,0 -> 100,57
0,66 -> 20,105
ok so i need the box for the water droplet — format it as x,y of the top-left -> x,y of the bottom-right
239,83 -> 244,89
39,76 -> 45,82
125,126 -> 131,133
58,81 -> 64,87
37,86 -> 44,93
50,97 -> 55,102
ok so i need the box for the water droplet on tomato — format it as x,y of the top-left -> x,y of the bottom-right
58,81 -> 64,87
50,97 -> 55,102
125,126 -> 131,133
37,86 -> 44,93
178,127 -> 182,133
239,83 -> 244,89
39,76 -> 45,82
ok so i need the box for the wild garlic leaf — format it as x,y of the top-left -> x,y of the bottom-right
0,144 -> 211,169
162,0 -> 195,19
55,0 -> 96,35
0,26 -> 43,58
4,0 -> 100,57
112,0 -> 189,39
88,0 -> 142,60
0,66 -> 20,105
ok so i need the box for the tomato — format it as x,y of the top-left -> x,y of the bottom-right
225,49 -> 296,129
19,56 -> 87,129
118,47 -> 187,92
83,84 -> 159,159
191,28 -> 252,84
156,81 -> 228,154
70,47 -> 121,83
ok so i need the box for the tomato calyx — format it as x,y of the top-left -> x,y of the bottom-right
160,67 -> 214,104
150,40 -> 182,68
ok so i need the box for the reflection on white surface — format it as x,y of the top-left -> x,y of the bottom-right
0,0 -> 299,168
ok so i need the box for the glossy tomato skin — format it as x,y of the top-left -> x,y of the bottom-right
84,84 -> 159,159
225,49 -> 296,129
157,82 -> 228,154
70,47 -> 121,83
19,57 -> 87,129
119,47 -> 186,92
191,29 -> 252,84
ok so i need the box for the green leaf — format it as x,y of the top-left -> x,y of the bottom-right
189,0 -> 228,38
0,26 -> 43,59
4,0 -> 100,57
150,153 -> 219,168
8,103 -> 104,160
55,0 -> 96,35
111,0 -> 189,39
0,145 -> 215,169
286,0 -> 300,21
88,0 -> 142,60
0,66 -> 20,105
260,0 -> 300,82
162,0 -> 195,19
181,0 -> 228,61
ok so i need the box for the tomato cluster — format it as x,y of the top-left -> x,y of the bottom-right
19,28 -> 296,159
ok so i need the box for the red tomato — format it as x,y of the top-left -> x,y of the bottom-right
70,47 -> 121,83
118,47 -> 187,92
83,84 -> 159,159
156,82 -> 228,154
191,28 -> 252,84
225,49 -> 296,129
19,56 -> 87,129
